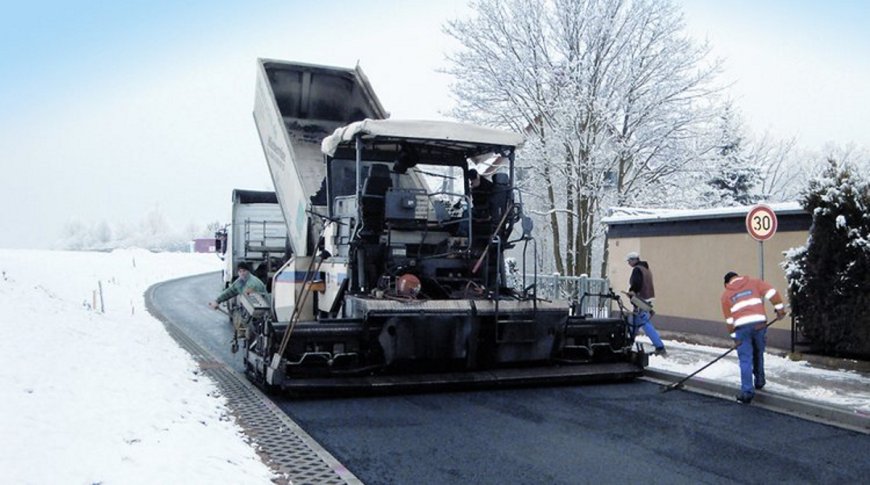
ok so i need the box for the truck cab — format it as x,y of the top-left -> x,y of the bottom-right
320,119 -> 521,303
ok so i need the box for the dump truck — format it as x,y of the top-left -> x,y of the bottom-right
214,189 -> 289,345
215,189 -> 289,288
238,59 -> 645,393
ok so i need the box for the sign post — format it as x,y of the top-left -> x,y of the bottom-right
745,204 -> 778,280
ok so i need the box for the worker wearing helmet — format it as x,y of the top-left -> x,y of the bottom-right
626,252 -> 666,356
720,271 -> 787,404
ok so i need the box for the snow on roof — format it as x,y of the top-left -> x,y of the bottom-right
603,201 -> 806,225
321,119 -> 525,156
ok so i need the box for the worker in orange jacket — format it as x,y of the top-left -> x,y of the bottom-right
720,272 -> 786,404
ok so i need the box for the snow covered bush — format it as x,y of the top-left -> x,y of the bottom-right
783,159 -> 870,357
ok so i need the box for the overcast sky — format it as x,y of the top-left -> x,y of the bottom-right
1,0 -> 867,249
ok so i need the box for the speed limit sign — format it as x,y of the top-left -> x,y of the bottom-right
746,204 -> 778,241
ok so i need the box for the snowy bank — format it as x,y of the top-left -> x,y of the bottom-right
639,336 -> 870,414
0,249 -> 274,484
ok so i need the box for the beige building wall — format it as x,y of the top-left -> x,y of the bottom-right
607,230 -> 808,336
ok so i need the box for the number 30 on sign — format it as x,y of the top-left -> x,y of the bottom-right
746,204 -> 778,241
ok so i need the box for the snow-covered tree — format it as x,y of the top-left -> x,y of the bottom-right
444,0 -> 723,277
649,103 -> 799,209
783,158 -> 870,357
753,133 -> 798,202
60,220 -> 89,250
144,207 -> 171,238
95,220 -> 112,246
765,143 -> 869,205
700,105 -> 762,206
56,209 -> 206,252
205,220 -> 224,236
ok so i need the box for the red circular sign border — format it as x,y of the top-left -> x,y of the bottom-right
745,204 -> 778,241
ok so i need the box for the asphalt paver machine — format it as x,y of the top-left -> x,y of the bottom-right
238,59 -> 645,393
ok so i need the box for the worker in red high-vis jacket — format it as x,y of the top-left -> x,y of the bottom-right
720,272 -> 787,404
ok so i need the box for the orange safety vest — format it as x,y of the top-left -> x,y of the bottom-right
720,276 -> 785,327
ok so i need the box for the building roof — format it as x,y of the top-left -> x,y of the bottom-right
603,202 -> 806,225
603,202 -> 811,238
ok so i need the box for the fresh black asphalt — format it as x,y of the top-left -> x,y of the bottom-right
153,272 -> 870,484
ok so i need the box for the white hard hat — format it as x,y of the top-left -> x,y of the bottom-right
626,251 -> 640,261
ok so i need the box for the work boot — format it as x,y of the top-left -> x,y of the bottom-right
754,379 -> 766,390
653,347 -> 667,357
735,393 -> 753,404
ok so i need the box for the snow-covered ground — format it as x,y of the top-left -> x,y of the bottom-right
641,336 -> 870,414
0,249 -> 867,484
0,249 -> 274,485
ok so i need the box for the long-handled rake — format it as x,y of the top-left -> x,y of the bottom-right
661,314 -> 785,393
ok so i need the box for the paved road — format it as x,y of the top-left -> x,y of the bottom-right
154,272 -> 870,485
148,271 -> 245,372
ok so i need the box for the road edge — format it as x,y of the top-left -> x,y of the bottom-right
643,369 -> 869,435
145,272 -> 363,485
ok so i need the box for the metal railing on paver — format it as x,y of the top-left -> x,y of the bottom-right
509,273 -> 614,318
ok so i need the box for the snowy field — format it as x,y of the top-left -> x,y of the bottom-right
0,249 -> 867,484
0,249 -> 274,485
